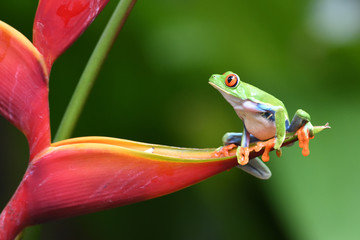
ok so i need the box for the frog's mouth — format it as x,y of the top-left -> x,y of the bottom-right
209,81 -> 231,95
209,81 -> 242,107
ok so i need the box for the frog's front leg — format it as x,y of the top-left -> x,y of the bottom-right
257,104 -> 287,150
273,106 -> 287,150
235,124 -> 251,165
221,132 -> 272,179
213,125 -> 253,164
212,132 -> 257,158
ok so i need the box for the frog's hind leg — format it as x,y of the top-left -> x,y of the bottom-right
287,109 -> 315,157
287,109 -> 311,133
237,157 -> 271,179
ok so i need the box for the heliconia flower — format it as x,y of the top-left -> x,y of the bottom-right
0,7 -> 243,240
0,1 -> 329,239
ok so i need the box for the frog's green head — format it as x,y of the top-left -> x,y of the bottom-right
209,71 -> 245,99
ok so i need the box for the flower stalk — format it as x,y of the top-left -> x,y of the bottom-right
54,0 -> 137,142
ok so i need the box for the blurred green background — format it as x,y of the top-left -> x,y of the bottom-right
1,0 -> 360,239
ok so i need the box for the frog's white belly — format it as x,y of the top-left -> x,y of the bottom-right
239,111 -> 276,140
218,92 -> 277,140
233,101 -> 276,140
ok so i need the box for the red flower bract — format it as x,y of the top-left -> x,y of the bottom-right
26,138 -> 238,224
33,0 -> 110,71
0,21 -> 50,160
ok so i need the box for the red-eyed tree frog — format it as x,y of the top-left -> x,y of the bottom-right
209,71 -> 314,167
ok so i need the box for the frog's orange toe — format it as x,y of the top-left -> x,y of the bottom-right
239,159 -> 249,165
211,151 -> 221,158
212,144 -> 237,158
237,147 -> 250,165
253,138 -> 276,162
296,126 -> 314,157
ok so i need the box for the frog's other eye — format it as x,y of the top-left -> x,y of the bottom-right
225,74 -> 239,87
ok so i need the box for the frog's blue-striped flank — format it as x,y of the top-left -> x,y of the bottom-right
209,71 -> 313,165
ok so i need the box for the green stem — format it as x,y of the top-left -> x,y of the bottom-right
53,0 -> 137,142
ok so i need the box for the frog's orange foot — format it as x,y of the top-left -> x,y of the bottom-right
296,126 -> 314,156
237,147 -> 250,165
211,144 -> 237,157
253,138 -> 276,162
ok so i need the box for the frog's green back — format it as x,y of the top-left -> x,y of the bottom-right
241,81 -> 289,117
241,82 -> 283,105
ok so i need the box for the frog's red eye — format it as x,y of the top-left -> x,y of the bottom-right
225,74 -> 239,87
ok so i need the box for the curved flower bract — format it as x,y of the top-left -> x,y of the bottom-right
0,21 -> 50,160
33,0 -> 110,71
0,137 -> 238,239
27,138 -> 238,223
